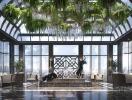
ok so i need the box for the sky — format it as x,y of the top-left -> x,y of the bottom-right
122,0 -> 132,8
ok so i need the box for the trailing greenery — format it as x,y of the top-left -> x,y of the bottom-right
15,59 -> 24,72
97,0 -> 118,8
52,0 -> 68,10
23,0 -> 40,8
2,0 -> 132,33
81,22 -> 91,33
110,2 -> 131,24
3,4 -> 21,22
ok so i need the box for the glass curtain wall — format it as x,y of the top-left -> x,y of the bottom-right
14,45 -> 19,61
123,41 -> 132,73
25,45 -> 49,76
113,45 -> 118,72
53,45 -> 78,55
83,45 -> 107,81
0,41 -> 10,74
113,45 -> 118,61
14,45 -> 19,72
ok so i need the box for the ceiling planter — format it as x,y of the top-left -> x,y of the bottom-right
1,0 -> 132,36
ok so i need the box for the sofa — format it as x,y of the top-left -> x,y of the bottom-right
112,73 -> 132,88
0,73 -> 24,87
91,74 -> 103,82
26,74 -> 38,82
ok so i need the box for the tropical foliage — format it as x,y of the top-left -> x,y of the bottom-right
15,59 -> 24,72
2,0 -> 132,33
112,60 -> 118,72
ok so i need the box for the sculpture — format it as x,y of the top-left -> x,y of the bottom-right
42,72 -> 57,81
76,59 -> 87,78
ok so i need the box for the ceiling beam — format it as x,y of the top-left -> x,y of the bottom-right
114,29 -> 132,42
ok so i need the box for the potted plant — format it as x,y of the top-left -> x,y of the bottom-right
15,59 -> 24,73
112,60 -> 118,72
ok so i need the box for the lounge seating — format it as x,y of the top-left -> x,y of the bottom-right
42,73 -> 57,81
26,74 -> 38,82
91,74 -> 103,82
125,74 -> 132,86
112,73 -> 132,88
0,73 -> 24,87
112,73 -> 126,88
1,74 -> 12,87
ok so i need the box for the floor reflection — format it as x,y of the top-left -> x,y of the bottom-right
1,88 -> 132,100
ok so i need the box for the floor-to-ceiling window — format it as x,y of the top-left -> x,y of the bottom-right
123,41 -> 132,73
14,45 -> 19,72
24,45 -> 49,76
83,45 -> 107,81
14,45 -> 19,62
53,45 -> 78,55
23,44 -> 109,80
113,45 -> 118,72
0,41 -> 9,74
113,45 -> 118,61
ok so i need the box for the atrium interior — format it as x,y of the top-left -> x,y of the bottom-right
0,0 -> 132,100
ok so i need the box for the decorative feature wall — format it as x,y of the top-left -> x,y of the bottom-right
54,56 -> 78,79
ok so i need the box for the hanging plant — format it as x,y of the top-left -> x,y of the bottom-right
66,3 -> 76,12
24,18 -> 47,32
40,2 -> 56,16
97,0 -> 118,8
23,0 -> 40,8
21,9 -> 47,32
70,11 -> 85,26
52,0 -> 68,10
50,11 -> 62,26
3,4 -> 21,22
81,22 -> 91,33
60,22 -> 72,32
110,2 -> 131,24
74,0 -> 87,4
1,0 -> 132,34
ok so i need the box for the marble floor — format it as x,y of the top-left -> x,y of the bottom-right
0,82 -> 132,100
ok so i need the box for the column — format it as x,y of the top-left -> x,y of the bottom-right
79,44 -> 83,77
79,44 -> 83,60
9,42 -> 14,74
107,44 -> 113,83
49,44 -> 53,73
117,43 -> 123,73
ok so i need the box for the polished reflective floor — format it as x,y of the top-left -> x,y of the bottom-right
1,86 -> 132,100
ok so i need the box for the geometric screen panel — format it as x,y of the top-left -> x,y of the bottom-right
54,56 -> 78,79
